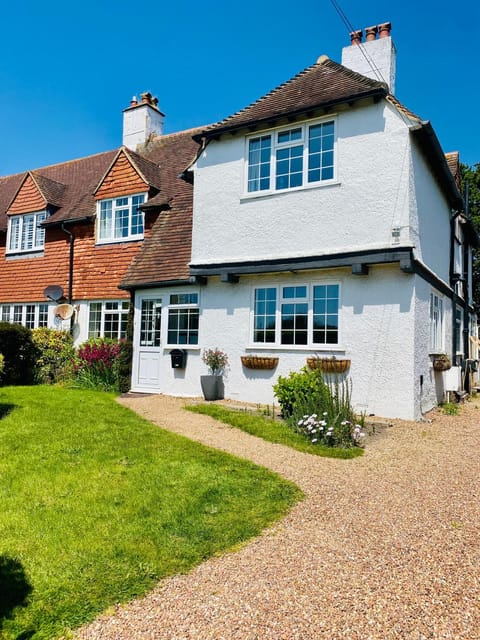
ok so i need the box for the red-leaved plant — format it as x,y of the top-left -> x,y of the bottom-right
75,339 -> 122,391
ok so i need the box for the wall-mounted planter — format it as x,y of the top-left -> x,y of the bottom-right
432,355 -> 451,371
241,356 -> 279,370
307,357 -> 351,374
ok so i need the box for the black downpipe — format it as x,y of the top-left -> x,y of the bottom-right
61,223 -> 75,304
61,224 -> 75,335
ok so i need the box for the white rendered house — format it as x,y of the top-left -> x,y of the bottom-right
123,24 -> 477,419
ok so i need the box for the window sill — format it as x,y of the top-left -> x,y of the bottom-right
240,180 -> 341,202
96,236 -> 144,246
6,250 -> 44,260
163,345 -> 201,351
246,345 -> 345,353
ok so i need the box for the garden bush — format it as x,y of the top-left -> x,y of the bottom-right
0,322 -> 38,385
75,338 -> 121,391
116,340 -> 133,393
273,367 -> 365,448
32,328 -> 75,384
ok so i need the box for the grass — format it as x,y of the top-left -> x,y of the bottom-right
185,404 -> 363,459
0,386 -> 301,639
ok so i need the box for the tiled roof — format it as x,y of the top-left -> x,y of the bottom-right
445,151 -> 460,187
120,129 -> 202,287
31,172 -> 66,207
195,57 -> 388,139
0,150 -> 118,230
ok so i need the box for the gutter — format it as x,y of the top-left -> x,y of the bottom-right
192,88 -> 387,143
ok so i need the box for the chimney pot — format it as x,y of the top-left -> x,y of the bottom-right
129,95 -> 138,107
365,25 -> 378,42
378,22 -> 392,38
350,30 -> 363,45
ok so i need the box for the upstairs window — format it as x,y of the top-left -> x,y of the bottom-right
247,120 -> 335,194
7,211 -> 48,254
97,193 -> 146,243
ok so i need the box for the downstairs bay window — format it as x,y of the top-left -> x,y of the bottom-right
97,193 -> 146,243
246,119 -> 335,194
88,301 -> 129,339
252,284 -> 340,347
1,303 -> 48,328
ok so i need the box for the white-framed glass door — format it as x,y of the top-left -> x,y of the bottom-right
134,296 -> 162,389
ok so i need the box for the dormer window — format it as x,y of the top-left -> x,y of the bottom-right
246,119 -> 335,194
97,193 -> 146,243
6,211 -> 48,254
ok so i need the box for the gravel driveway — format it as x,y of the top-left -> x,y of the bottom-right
77,395 -> 480,640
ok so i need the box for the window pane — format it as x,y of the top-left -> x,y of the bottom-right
254,288 -> 276,343
167,308 -> 199,345
313,284 -> 339,345
308,121 -> 335,184
99,201 -> 112,239
140,299 -> 162,347
88,303 -> 102,338
248,136 -> 271,192
13,305 -> 23,325
38,304 -> 48,327
25,305 -> 35,329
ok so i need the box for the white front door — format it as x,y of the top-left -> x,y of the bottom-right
134,296 -> 162,390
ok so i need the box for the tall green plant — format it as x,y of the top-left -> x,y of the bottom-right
274,367 -> 364,448
75,338 -> 121,391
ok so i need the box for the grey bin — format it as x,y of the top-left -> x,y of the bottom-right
170,349 -> 187,369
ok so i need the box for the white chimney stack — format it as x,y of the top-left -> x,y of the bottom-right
341,22 -> 396,94
122,92 -> 165,150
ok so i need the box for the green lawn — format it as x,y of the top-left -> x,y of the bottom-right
186,404 -> 363,459
0,387 -> 301,639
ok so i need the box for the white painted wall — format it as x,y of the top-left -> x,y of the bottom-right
133,266 -> 420,419
192,101 -> 413,266
409,140 -> 452,283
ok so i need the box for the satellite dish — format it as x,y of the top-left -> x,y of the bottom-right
44,285 -> 64,302
54,304 -> 74,320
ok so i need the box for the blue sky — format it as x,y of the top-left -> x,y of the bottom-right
1,0 -> 478,176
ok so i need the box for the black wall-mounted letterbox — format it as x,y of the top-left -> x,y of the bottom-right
170,349 -> 187,369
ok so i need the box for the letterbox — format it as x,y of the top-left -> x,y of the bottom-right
170,349 -> 187,369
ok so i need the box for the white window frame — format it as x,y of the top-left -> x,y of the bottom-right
250,282 -> 341,349
96,192 -> 146,244
244,117 -> 336,196
429,291 -> 444,354
166,292 -> 200,347
1,303 -> 49,328
88,300 -> 130,340
6,211 -> 48,254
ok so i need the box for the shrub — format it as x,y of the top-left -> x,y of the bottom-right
0,322 -> 38,385
273,367 -> 364,449
32,328 -> 75,384
75,338 -> 121,391
117,340 -> 133,393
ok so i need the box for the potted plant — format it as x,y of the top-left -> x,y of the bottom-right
201,348 -> 229,401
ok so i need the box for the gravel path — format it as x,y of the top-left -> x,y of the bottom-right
77,395 -> 480,640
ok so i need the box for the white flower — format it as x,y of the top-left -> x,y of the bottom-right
298,420 -> 304,426
311,438 -> 318,443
